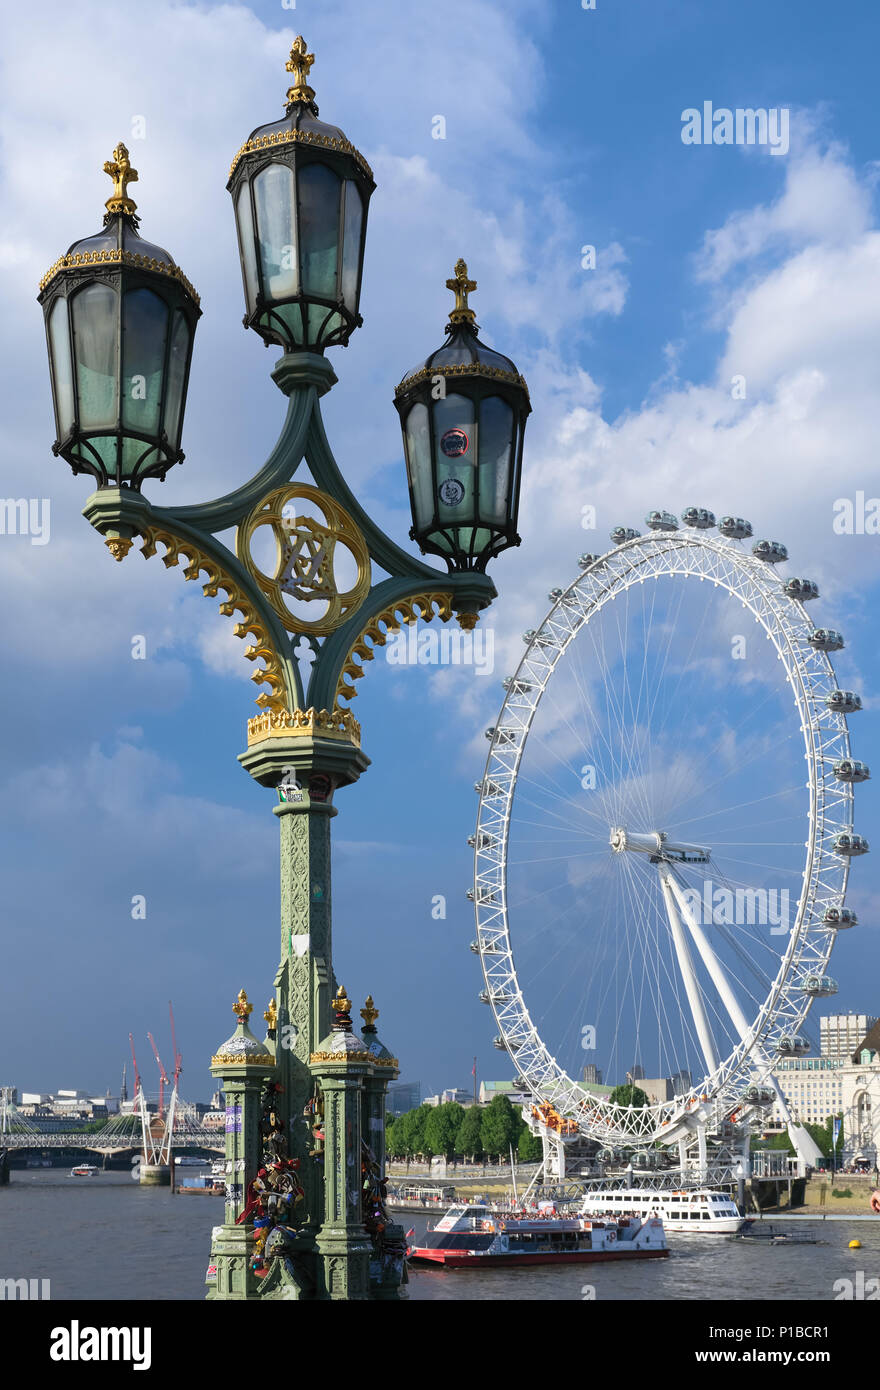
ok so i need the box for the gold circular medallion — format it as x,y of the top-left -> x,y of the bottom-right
238,484 -> 370,636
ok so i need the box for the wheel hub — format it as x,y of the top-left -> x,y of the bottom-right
610,827 -> 711,864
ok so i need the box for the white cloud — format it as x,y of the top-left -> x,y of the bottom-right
696,131 -> 873,283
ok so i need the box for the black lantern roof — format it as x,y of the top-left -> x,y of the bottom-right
39,144 -> 200,309
227,36 -> 374,191
396,260 -> 530,405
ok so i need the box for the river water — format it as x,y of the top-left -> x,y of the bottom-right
2,1170 -> 878,1302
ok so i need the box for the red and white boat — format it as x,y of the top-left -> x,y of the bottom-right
407,1203 -> 668,1268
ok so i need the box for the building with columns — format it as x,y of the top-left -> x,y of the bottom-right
770,1014 -> 880,1165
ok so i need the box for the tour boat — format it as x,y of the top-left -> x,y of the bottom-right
69,1164 -> 100,1177
180,1174 -> 225,1195
578,1186 -> 743,1235
407,1204 -> 668,1268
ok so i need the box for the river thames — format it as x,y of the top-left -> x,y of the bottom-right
2,1170 -> 878,1302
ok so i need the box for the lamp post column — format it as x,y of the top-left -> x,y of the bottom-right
359,999 -> 408,1299
273,791 -> 335,1234
309,988 -> 373,1300
240,720 -> 369,1253
207,992 -> 275,1300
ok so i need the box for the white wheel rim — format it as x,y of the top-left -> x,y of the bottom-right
474,529 -> 857,1145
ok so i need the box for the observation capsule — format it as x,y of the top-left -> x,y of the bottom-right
822,906 -> 857,928
833,833 -> 869,857
833,759 -> 870,784
753,539 -> 788,563
718,516 -> 753,539
809,628 -> 844,652
682,507 -> 716,529
784,578 -> 819,601
645,510 -> 678,532
825,690 -> 862,714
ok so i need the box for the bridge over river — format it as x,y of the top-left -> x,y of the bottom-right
1,1130 -> 223,1155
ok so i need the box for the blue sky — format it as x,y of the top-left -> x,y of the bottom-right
1,0 -> 878,1104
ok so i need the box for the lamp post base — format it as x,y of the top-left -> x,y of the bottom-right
315,1228 -> 372,1301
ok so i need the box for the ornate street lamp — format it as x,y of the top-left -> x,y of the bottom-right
394,258 -> 530,572
38,37 -> 528,1303
37,143 -> 200,489
228,36 -> 374,352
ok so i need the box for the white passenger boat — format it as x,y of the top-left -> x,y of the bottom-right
579,1186 -> 744,1234
408,1203 -> 668,1267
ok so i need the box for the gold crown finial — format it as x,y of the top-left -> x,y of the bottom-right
103,142 -> 138,217
286,36 -> 316,107
264,998 -> 278,1031
446,258 -> 477,326
360,995 -> 379,1029
332,984 -> 352,1016
232,989 -> 253,1023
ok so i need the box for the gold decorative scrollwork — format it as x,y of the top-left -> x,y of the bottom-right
309,1051 -> 398,1067
135,525 -> 289,713
229,128 -> 373,185
395,361 -> 529,399
237,484 -> 371,638
333,592 -> 454,708
40,249 -> 200,306
211,1051 -> 276,1067
247,706 -> 361,749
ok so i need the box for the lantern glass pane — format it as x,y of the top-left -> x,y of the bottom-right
478,396 -> 514,525
404,403 -> 433,531
121,437 -> 160,476
299,163 -> 340,299
72,283 -> 118,429
432,393 -> 475,523
163,310 -> 191,449
122,287 -> 169,436
88,437 -> 120,477
271,302 -> 304,343
340,180 -> 363,312
48,298 -> 75,437
255,163 -> 299,299
235,183 -> 260,310
307,304 -> 332,340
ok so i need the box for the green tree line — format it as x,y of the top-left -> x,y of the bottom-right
756,1113 -> 845,1161
386,1095 -> 543,1163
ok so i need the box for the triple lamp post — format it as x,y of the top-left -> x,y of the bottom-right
37,37 -> 530,1300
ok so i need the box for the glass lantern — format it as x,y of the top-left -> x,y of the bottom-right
394,260 -> 530,572
38,143 -> 200,489
228,37 -> 375,354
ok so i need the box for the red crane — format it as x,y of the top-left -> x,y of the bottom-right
168,1001 -> 182,1092
147,1033 -> 169,1120
128,1033 -> 142,1104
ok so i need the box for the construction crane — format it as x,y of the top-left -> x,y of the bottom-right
147,1033 -> 169,1121
128,1034 -> 142,1106
169,1001 -> 182,1093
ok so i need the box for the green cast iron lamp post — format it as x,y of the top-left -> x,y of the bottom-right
38,37 -> 529,1301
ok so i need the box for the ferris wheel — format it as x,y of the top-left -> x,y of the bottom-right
471,509 -> 869,1156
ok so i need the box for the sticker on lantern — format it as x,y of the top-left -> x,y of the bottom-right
440,427 -> 469,458
438,477 -> 465,507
